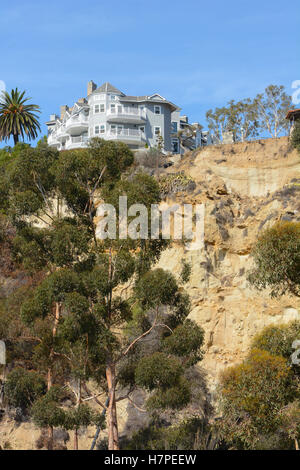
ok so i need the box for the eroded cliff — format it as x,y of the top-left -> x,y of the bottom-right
158,136 -> 300,391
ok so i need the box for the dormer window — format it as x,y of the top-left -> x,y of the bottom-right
154,105 -> 161,115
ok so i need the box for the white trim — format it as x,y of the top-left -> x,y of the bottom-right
148,93 -> 166,101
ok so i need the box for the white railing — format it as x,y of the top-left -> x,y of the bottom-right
107,107 -> 146,119
56,126 -> 68,138
106,129 -> 143,140
66,115 -> 89,128
47,134 -> 59,146
71,136 -> 89,143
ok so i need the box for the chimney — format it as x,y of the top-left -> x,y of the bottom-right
87,80 -> 97,96
60,105 -> 68,120
77,98 -> 86,104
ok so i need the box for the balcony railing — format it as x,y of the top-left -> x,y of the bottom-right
106,128 -> 144,140
107,107 -> 146,120
66,115 -> 89,130
47,134 -> 59,146
71,136 -> 89,143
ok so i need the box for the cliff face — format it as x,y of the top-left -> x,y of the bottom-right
1,137 -> 299,449
157,136 -> 300,391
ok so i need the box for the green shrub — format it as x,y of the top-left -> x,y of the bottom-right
5,368 -> 46,409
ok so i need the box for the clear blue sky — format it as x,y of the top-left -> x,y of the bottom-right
1,0 -> 299,146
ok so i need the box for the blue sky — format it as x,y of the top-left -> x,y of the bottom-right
0,0 -> 299,146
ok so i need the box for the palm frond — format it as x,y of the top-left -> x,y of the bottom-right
0,87 -> 41,144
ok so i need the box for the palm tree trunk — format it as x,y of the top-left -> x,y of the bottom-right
13,134 -> 19,145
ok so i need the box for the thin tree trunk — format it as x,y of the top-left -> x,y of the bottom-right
47,367 -> 53,449
74,378 -> 81,450
13,134 -> 19,145
47,302 -> 61,450
295,437 -> 299,451
106,362 -> 119,450
90,396 -> 110,450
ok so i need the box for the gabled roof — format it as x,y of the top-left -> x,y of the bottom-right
148,93 -> 166,101
119,94 -> 179,112
95,82 -> 124,95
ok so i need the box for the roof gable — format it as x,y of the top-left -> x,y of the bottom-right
148,93 -> 166,101
95,82 -> 124,95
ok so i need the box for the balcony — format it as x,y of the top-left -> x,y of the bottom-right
107,107 -> 146,124
105,128 -> 145,145
56,126 -> 69,142
47,133 -> 60,148
65,115 -> 89,135
65,135 -> 89,150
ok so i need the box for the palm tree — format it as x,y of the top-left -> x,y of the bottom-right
0,88 -> 41,145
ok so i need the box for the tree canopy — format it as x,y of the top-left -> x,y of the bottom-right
0,88 -> 41,145
248,221 -> 300,298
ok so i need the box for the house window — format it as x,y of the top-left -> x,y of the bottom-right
154,105 -> 161,115
154,126 -> 161,136
110,104 -> 116,114
110,95 -> 116,100
95,104 -> 105,113
171,121 -> 178,133
95,125 -> 105,135
110,124 -> 123,134
172,139 -> 179,153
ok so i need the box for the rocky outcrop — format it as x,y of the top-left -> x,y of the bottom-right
1,137 -> 299,449
159,136 -> 300,392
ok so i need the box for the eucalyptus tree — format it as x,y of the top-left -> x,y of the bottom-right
253,85 -> 292,138
206,100 -> 258,143
0,138 -> 205,450
0,88 -> 41,145
248,221 -> 300,298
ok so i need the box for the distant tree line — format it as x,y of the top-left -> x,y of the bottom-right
206,84 -> 293,143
